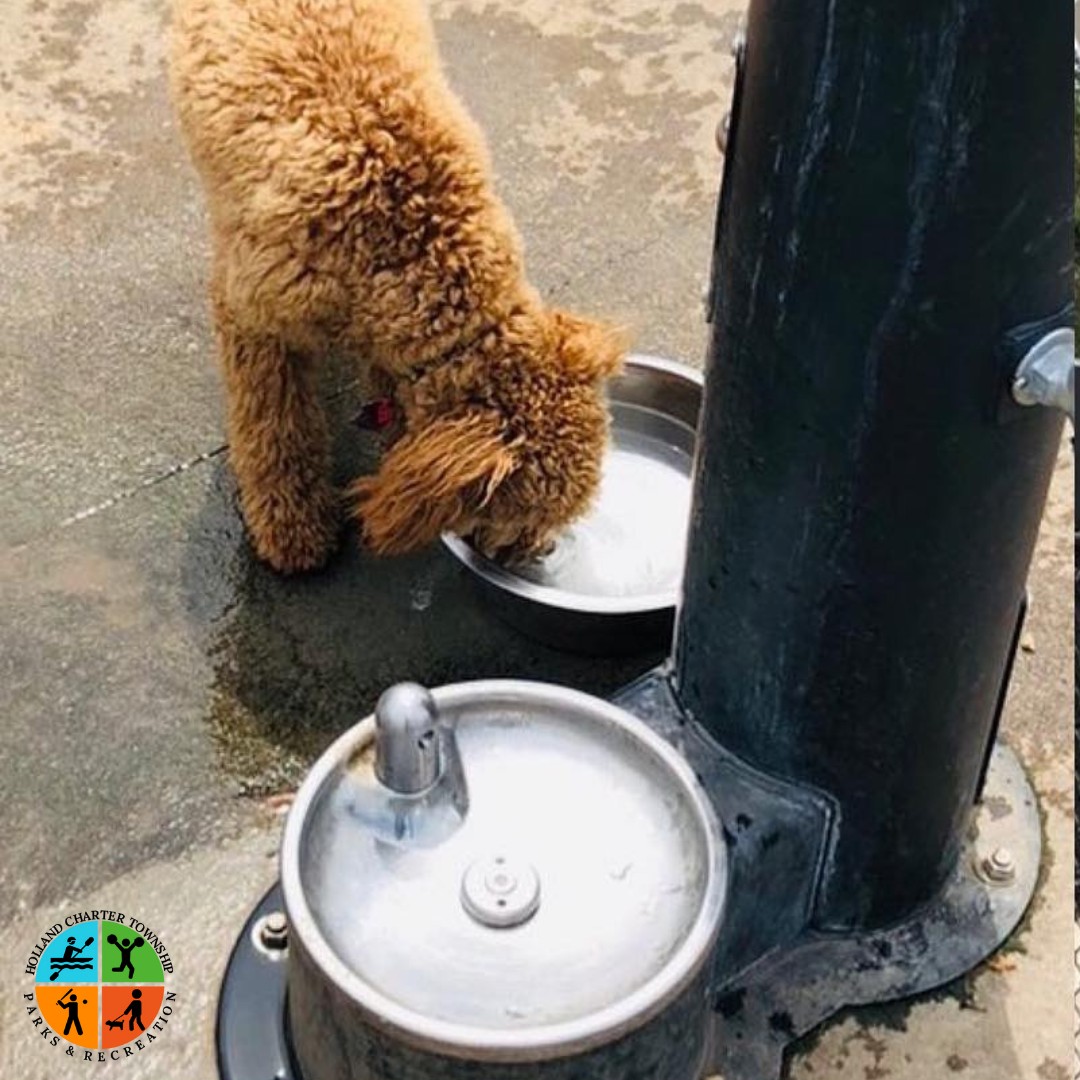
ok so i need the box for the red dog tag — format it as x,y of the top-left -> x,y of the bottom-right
354,398 -> 397,431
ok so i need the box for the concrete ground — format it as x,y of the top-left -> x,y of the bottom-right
0,1 -> 1073,1078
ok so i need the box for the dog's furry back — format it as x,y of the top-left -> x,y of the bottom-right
171,0 -> 530,371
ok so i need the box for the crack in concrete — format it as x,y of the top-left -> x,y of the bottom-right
56,444 -> 227,531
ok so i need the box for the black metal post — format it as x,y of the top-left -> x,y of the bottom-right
675,0 -> 1071,930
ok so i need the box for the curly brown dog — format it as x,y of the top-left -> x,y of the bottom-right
169,0 -> 624,573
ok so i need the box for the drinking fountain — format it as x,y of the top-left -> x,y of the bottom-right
216,2 -> 1073,1077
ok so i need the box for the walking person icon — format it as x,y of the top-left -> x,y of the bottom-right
122,988 -> 145,1032
106,989 -> 146,1033
56,991 -> 86,1037
106,933 -> 145,980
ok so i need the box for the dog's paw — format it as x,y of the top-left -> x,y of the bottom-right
254,528 -> 339,574
244,490 -> 341,574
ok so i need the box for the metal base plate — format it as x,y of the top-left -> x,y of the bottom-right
217,883 -> 296,1080
705,742 -> 1041,1079
216,744 -> 1039,1080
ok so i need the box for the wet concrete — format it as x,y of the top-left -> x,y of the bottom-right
0,2 -> 1073,1079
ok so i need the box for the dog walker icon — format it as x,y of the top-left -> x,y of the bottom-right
105,988 -> 146,1033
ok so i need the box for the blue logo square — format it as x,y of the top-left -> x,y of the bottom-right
36,923 -> 99,985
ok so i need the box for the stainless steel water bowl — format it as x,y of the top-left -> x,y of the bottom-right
443,355 -> 703,654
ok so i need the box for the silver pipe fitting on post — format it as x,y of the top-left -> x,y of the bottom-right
1011,327 -> 1076,423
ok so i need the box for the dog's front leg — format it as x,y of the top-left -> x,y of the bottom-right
214,307 -> 339,573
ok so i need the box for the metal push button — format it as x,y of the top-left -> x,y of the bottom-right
461,856 -> 542,929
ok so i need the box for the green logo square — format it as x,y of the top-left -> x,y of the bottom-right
100,921 -> 165,984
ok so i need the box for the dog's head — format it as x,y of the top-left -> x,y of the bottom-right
352,307 -> 625,561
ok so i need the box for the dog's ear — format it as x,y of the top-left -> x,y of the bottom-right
351,411 -> 518,555
550,309 -> 627,382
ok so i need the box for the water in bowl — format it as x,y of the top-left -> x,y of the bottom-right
517,424 -> 693,600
